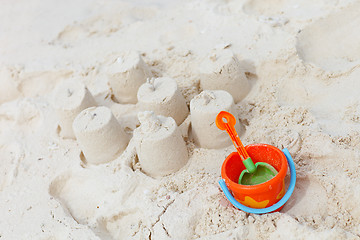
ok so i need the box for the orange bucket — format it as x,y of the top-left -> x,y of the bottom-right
221,144 -> 287,209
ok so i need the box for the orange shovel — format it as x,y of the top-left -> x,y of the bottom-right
216,111 -> 278,185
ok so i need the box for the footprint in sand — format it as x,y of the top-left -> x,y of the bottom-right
0,67 -> 69,103
18,70 -> 72,98
49,171 -> 120,225
296,2 -> 360,72
54,5 -> 157,45
243,0 -> 288,16
242,0 -> 330,20
49,169 -> 142,238
0,67 -> 21,104
0,141 -> 24,191
0,98 -> 43,132
54,14 -> 123,44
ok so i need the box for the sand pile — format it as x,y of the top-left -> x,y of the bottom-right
1,0 -> 360,239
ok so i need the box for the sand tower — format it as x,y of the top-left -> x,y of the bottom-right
52,80 -> 96,139
137,77 -> 189,125
199,49 -> 250,103
190,90 -> 241,149
108,51 -> 153,104
73,106 -> 129,164
134,111 -> 188,177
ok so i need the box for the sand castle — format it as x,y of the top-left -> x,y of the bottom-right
199,49 -> 250,103
108,51 -> 153,104
50,49 -> 246,173
133,111 -> 188,177
52,80 -> 96,139
190,90 -> 241,149
51,72 -> 242,169
137,77 -> 189,125
72,106 -> 129,164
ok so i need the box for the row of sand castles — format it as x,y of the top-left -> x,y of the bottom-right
52,50 -> 250,177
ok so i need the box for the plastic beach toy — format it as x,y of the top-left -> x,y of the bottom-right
219,147 -> 296,214
216,111 -> 278,185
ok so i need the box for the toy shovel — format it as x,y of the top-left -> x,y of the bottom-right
215,111 -> 278,185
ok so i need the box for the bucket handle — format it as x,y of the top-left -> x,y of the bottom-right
218,148 -> 296,214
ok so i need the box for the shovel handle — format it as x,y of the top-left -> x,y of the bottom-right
216,111 -> 249,160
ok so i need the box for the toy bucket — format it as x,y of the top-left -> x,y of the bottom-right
219,144 -> 296,214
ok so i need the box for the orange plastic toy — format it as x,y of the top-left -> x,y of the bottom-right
216,111 -> 278,185
221,144 -> 288,209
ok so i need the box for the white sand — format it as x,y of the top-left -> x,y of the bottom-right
1,0 -> 360,239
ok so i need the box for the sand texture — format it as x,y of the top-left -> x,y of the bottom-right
1,0 -> 360,239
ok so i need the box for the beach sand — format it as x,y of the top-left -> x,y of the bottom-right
1,0 -> 360,239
